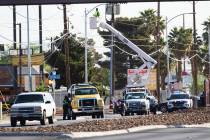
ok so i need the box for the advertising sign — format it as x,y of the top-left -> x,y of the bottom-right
0,65 -> 15,87
127,69 -> 156,90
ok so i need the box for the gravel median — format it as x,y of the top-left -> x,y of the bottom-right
0,108 -> 210,133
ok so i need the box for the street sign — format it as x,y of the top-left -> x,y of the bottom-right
49,71 -> 60,80
49,74 -> 60,80
0,0 -> 207,6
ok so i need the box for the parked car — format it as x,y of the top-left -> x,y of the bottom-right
10,92 -> 56,127
167,91 -> 193,112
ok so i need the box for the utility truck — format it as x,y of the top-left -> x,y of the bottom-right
98,22 -> 157,115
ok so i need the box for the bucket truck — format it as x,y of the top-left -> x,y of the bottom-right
99,22 -> 158,115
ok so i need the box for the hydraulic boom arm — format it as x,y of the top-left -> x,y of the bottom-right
99,22 -> 157,70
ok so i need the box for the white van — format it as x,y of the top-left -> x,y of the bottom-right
10,92 -> 56,127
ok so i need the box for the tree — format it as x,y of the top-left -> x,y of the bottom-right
168,27 -> 193,82
201,18 -> 210,76
46,33 -> 102,88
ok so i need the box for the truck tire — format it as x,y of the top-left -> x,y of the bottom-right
40,111 -> 46,125
100,112 -> 104,118
92,114 -> 96,119
48,111 -> 54,124
20,120 -> 26,126
11,117 -> 17,127
125,111 -> 129,116
72,113 -> 76,120
160,105 -> 167,113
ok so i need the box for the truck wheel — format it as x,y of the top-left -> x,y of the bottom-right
20,120 -> 26,126
125,111 -> 129,116
100,112 -> 104,118
160,105 -> 167,113
92,114 -> 96,119
72,113 -> 76,120
152,109 -> 157,115
40,111 -> 46,125
48,111 -> 54,124
11,117 -> 17,127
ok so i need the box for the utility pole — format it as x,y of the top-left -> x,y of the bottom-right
13,5 -> 18,92
13,5 -> 16,49
208,24 -> 210,76
156,1 -> 161,101
17,23 -> 22,92
39,5 -> 44,82
63,4 -> 71,90
110,4 -> 115,98
192,1 -> 198,95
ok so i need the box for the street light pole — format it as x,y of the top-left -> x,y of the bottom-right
166,17 -> 170,94
84,4 -> 104,83
27,5 -> 32,92
16,23 -> 22,92
85,8 -> 88,83
166,12 -> 194,93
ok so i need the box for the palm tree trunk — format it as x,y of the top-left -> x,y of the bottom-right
177,60 -> 182,82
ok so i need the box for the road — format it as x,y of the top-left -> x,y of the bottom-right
0,128 -> 209,140
76,128 -> 210,140
0,113 -> 121,127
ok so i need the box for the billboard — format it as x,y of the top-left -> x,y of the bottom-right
0,65 -> 15,87
0,0 -> 207,6
127,69 -> 156,90
11,53 -> 44,66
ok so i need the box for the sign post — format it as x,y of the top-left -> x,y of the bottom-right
49,71 -> 60,100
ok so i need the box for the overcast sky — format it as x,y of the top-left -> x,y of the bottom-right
0,1 -> 210,53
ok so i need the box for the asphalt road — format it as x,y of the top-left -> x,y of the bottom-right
0,113 -> 121,127
72,128 -> 210,140
0,128 -> 209,140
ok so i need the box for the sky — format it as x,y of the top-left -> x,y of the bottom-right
0,1 -> 210,54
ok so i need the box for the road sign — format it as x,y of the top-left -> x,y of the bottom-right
49,74 -> 60,80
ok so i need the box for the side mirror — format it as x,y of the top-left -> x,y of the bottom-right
167,98 -> 170,100
146,97 -> 150,100
45,101 -> 51,104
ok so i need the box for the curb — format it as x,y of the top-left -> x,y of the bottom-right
59,123 -> 210,139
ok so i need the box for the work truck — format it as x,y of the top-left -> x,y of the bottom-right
68,83 -> 104,120
97,21 -> 157,115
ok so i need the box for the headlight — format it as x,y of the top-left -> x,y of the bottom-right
98,99 -> 104,106
168,101 -> 173,105
183,101 -> 188,104
141,102 -> 146,105
10,107 -> 18,112
72,100 -> 78,107
34,107 -> 42,113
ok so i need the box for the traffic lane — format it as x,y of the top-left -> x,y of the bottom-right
0,136 -> 57,140
72,128 -> 210,140
0,114 -> 122,127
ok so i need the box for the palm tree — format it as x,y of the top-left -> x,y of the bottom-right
168,27 -> 193,82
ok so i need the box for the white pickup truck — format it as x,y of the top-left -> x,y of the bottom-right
10,92 -> 56,127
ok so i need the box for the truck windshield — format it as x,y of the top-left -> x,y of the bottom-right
169,94 -> 190,100
75,88 -> 97,95
15,95 -> 44,104
125,92 -> 146,100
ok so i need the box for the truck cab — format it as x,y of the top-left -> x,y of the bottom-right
123,91 -> 150,115
68,83 -> 104,120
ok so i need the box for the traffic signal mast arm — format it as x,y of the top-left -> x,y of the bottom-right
99,22 -> 157,70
